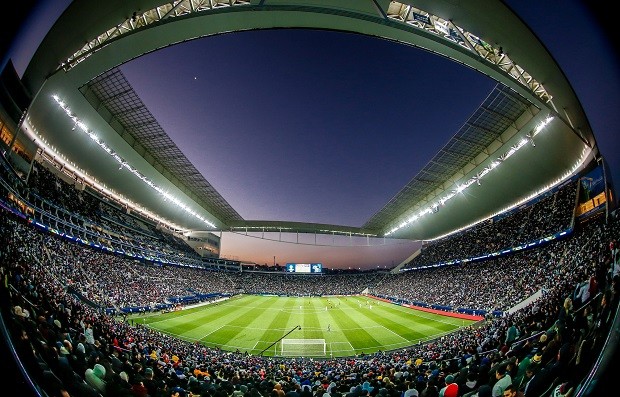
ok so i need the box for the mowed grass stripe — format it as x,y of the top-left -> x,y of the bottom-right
204,296 -> 281,347
183,296 -> 268,340
139,295 -> 474,357
257,298 -> 303,352
346,297 -> 455,352
223,297 -> 292,354
325,298 -> 381,351
144,296 -> 245,327
336,298 -> 411,347
304,298 -> 328,339
256,296 -> 302,354
323,299 -> 357,356
142,304 -> 220,330
318,298 -> 346,342
379,296 -> 475,339
295,298 -> 348,356
327,297 -> 398,354
369,298 -> 470,327
288,298 -> 312,338
359,297 -> 472,335
144,302 -> 239,338
146,297 -> 257,344
195,295 -> 272,344
228,296 -> 297,354
330,298 -> 412,351
339,298 -> 436,345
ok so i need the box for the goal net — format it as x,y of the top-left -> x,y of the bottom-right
280,338 -> 326,357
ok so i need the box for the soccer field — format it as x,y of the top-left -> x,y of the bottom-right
137,295 -> 475,357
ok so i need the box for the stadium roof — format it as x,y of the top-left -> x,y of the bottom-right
18,0 -> 598,240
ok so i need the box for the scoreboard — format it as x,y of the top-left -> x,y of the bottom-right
285,263 -> 322,274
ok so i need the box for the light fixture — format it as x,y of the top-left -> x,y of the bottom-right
386,116 -> 560,236
51,94 -> 217,229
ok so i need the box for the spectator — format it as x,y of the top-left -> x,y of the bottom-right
491,367 -> 511,397
85,363 -> 107,395
501,384 -> 523,397
439,374 -> 458,397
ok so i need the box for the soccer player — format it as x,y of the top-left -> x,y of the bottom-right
328,324 -> 331,332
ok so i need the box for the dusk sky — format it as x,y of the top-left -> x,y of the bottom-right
4,1 -> 619,269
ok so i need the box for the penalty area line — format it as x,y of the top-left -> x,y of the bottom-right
380,325 -> 410,343
200,325 -> 225,340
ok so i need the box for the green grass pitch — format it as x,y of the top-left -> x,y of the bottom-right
135,295 -> 475,358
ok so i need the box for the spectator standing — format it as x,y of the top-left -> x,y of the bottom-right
609,239 -> 619,280
84,321 -> 95,346
504,324 -> 519,347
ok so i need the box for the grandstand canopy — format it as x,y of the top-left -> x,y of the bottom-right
18,0 -> 597,240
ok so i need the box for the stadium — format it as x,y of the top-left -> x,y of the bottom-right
1,1 -> 618,397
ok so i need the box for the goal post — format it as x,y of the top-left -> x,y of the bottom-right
280,338 -> 326,357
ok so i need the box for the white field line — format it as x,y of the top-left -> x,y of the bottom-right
200,325 -> 225,340
147,327 -> 443,357
251,341 -> 259,352
220,324 -> 386,332
144,327 -> 294,354
380,325 -> 410,343
329,341 -> 356,356
145,309 -> 206,325
157,297 -> 468,329
367,298 -> 469,326
145,296 -> 468,356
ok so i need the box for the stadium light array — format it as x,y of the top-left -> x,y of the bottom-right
385,116 -> 559,236
24,120 -> 193,232
417,143 -> 588,243
41,95 -> 218,229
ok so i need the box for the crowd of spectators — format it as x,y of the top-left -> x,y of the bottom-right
405,180 -> 578,269
1,220 -> 565,314
373,247 -> 562,313
232,272 -> 385,297
0,200 -> 612,318
27,163 -> 100,218
2,203 -> 619,397
2,221 -> 380,309
10,223 -> 234,309
25,162 -> 203,265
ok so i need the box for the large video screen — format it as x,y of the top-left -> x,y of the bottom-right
285,263 -> 322,274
